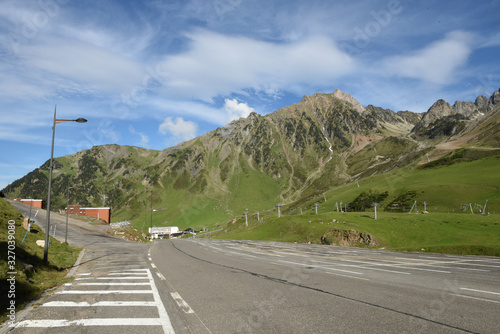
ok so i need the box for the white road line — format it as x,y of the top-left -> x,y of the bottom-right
452,294 -> 500,304
461,288 -> 500,296
57,290 -> 153,294
170,292 -> 195,314
147,268 -> 176,333
278,260 -> 364,275
42,301 -> 157,307
227,251 -> 256,258
75,277 -> 149,280
93,265 -> 146,270
151,263 -> 157,268
311,259 -> 411,275
325,272 -> 370,281
156,272 -> 167,280
12,318 -> 167,328
108,272 -> 148,276
76,273 -> 91,276
336,259 -> 415,275
110,269 -> 148,272
388,260 -> 491,272
76,282 -> 150,286
363,260 -> 452,274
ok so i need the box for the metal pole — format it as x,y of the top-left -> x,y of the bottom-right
65,182 -> 72,243
29,186 -> 33,224
482,200 -> 488,215
44,106 -> 57,262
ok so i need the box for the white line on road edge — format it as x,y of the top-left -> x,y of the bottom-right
42,301 -> 157,307
460,288 -> 500,296
156,272 -> 167,280
147,268 -> 176,333
151,263 -> 157,268
170,292 -> 195,314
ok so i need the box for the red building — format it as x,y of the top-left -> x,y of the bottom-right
16,198 -> 43,208
66,205 -> 111,224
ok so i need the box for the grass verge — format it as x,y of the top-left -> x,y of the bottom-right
0,198 -> 82,324
215,211 -> 500,257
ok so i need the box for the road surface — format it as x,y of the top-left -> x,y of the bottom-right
3,200 -> 499,333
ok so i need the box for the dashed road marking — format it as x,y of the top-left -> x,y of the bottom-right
170,292 -> 194,314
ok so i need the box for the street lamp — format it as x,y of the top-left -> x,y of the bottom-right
44,105 -> 87,262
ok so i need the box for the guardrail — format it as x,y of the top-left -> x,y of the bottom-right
191,229 -> 224,238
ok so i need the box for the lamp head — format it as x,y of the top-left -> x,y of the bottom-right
75,117 -> 87,123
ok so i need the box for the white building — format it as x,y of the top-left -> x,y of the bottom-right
149,226 -> 179,239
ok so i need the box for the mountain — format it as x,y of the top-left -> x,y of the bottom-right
3,89 -> 499,228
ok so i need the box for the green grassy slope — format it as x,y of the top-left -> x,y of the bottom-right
213,155 -> 500,256
0,199 -> 81,322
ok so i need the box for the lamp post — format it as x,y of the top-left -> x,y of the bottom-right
44,106 -> 86,262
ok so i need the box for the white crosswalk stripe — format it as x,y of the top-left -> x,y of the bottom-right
10,267 -> 175,333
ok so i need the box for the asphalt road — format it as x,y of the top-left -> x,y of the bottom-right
3,200 -> 500,333
150,239 -> 500,334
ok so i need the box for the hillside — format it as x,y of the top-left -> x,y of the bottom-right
2,89 -> 499,232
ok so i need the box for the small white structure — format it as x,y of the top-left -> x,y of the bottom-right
149,226 -> 179,239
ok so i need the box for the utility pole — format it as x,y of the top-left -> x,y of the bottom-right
65,181 -> 74,244
276,203 -> 282,218
150,193 -> 155,231
372,202 -> 379,220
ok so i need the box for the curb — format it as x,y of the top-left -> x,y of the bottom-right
65,248 -> 86,278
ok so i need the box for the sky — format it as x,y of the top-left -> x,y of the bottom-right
1,0 -> 499,191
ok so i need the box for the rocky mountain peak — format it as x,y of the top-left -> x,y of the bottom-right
331,89 -> 365,114
490,89 -> 500,106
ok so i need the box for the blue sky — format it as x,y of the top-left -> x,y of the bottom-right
1,0 -> 499,191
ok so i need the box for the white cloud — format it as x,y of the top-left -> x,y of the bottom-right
382,31 -> 474,84
223,99 -> 254,121
19,36 -> 144,93
159,30 -> 354,101
159,117 -> 197,142
147,98 -> 227,125
128,125 -> 149,147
